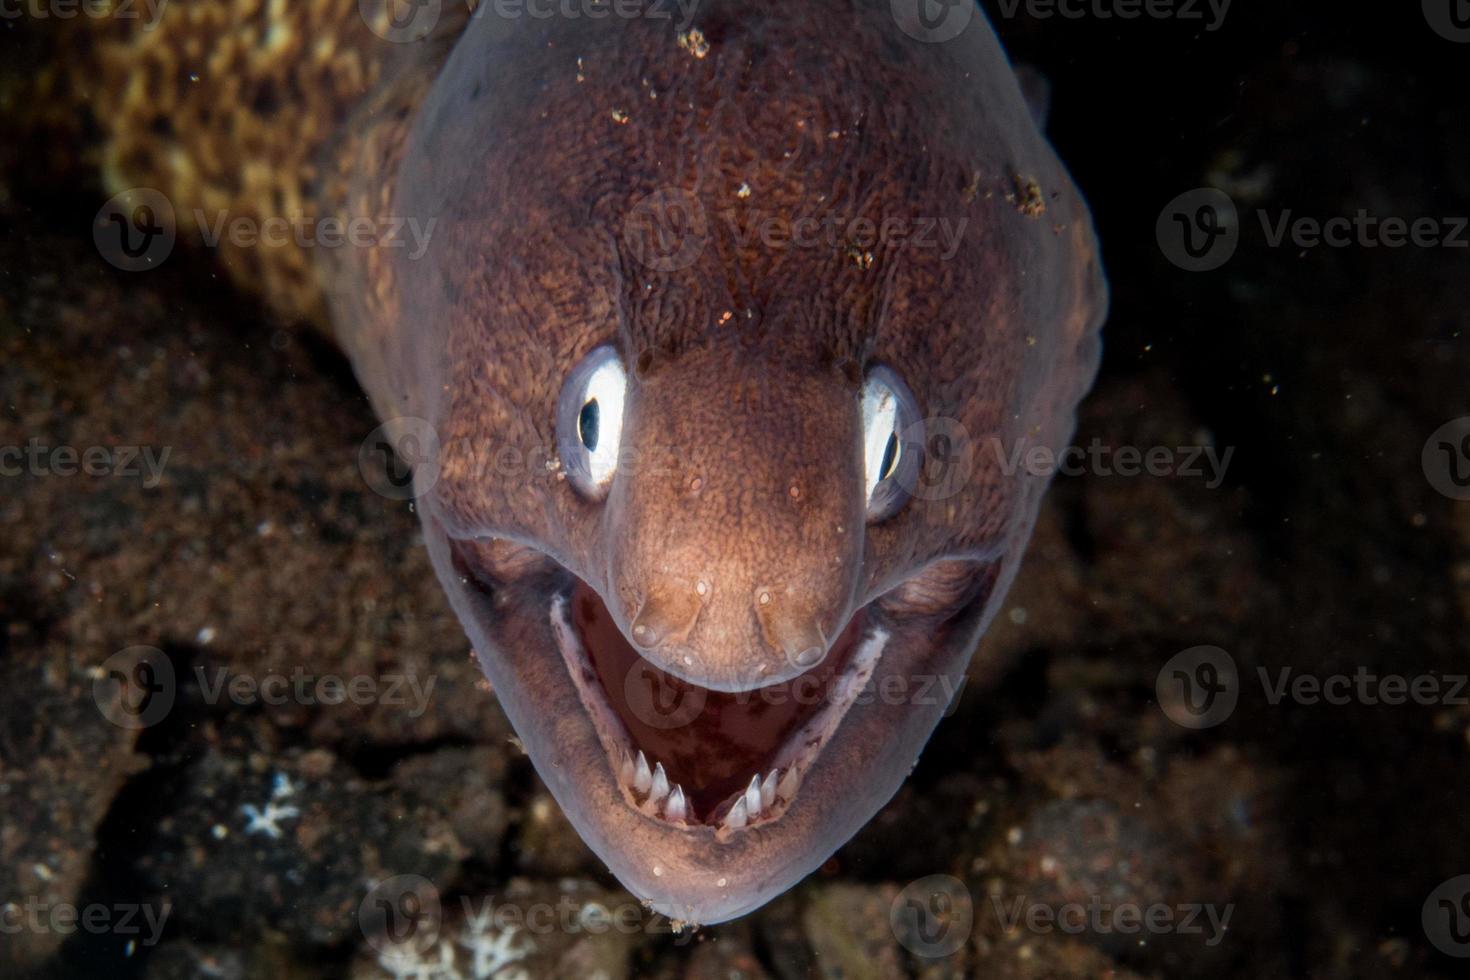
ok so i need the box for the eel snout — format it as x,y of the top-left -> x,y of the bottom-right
602,349 -> 867,693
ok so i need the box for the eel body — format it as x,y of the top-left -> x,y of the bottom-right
56,0 -> 1106,924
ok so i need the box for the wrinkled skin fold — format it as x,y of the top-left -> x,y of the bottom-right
346,0 -> 1106,923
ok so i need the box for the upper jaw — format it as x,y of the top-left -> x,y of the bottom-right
423,514 -> 998,924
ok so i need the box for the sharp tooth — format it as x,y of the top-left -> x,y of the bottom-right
760,770 -> 779,810
777,767 -> 800,801
650,762 -> 671,803
724,796 -> 748,830
743,775 -> 763,819
665,785 -> 687,823
620,752 -> 635,788
634,751 -> 653,795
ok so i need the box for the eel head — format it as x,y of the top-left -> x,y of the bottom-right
374,1 -> 1106,924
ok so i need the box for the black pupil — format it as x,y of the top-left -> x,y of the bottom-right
578,398 -> 600,452
879,432 -> 899,481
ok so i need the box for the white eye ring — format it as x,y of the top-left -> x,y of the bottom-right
861,365 -> 920,521
557,345 -> 628,498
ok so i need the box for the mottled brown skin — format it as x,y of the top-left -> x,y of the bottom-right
389,1 -> 1104,922
58,0 -> 1105,924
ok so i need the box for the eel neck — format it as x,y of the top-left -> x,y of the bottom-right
47,0 -> 470,394
313,39 -> 462,423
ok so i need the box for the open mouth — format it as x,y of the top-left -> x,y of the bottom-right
448,533 -> 998,841
552,582 -> 888,838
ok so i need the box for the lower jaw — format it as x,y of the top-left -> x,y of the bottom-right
553,580 -> 889,837
433,521 -> 1005,923
443,525 -> 1002,835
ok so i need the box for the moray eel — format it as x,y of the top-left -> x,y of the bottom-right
56,0 -> 1105,924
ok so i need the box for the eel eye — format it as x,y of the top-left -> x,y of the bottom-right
861,365 -> 920,521
557,345 -> 627,499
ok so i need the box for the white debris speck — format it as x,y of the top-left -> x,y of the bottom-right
460,912 -> 534,979
241,800 -> 300,839
579,902 -> 611,931
378,938 -> 461,980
